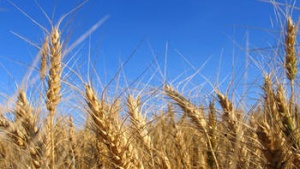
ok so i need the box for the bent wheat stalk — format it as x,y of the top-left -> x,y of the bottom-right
164,85 -> 219,169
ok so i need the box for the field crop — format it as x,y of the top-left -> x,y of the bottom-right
0,1 -> 300,169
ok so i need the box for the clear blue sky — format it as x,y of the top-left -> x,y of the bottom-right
0,0 -> 296,98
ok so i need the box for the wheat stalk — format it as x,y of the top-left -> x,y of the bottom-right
85,85 -> 142,169
68,116 -> 78,169
216,91 -> 248,169
45,27 -> 62,169
285,17 -> 298,124
127,95 -> 172,168
263,75 -> 278,124
15,90 -> 39,141
275,84 -> 300,166
165,85 -> 219,169
165,85 -> 207,131
13,90 -> 41,168
285,17 -> 297,82
167,104 -> 192,169
46,27 -> 62,113
207,102 -> 217,168
127,95 -> 152,150
256,119 -> 291,168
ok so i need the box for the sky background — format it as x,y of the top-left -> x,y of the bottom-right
0,0 -> 298,104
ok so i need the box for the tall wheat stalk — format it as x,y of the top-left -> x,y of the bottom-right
45,27 -> 62,169
285,17 -> 298,122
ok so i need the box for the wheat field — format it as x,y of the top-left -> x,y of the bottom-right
1,1 -> 300,169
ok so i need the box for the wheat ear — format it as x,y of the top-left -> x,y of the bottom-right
216,91 -> 238,136
164,85 -> 219,169
256,76 -> 293,168
207,102 -> 217,168
85,85 -> 142,169
275,84 -> 300,163
8,91 -> 27,149
0,114 -> 9,128
216,91 -> 249,169
256,119 -> 291,168
15,90 -> 41,168
69,116 -> 78,169
263,75 -> 278,123
285,17 -> 298,128
285,17 -> 297,83
46,27 -> 62,113
127,95 -> 152,149
45,27 -> 62,169
40,36 -> 49,81
15,90 -> 39,141
165,85 -> 207,130
167,104 -> 191,169
127,95 -> 171,169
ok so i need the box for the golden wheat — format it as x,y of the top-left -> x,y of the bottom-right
1,3 -> 300,169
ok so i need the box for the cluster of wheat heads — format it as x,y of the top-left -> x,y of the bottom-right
1,4 -> 300,169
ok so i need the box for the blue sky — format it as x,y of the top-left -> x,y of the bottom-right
0,0 -> 297,100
